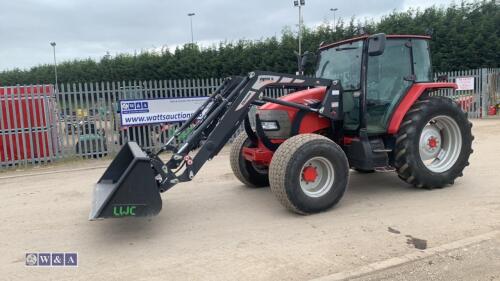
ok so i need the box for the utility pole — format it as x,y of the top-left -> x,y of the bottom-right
330,8 -> 338,32
294,0 -> 305,74
188,13 -> 195,45
50,42 -> 58,92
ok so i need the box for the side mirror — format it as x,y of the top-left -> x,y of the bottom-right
368,33 -> 386,56
300,51 -> 313,69
294,51 -> 314,75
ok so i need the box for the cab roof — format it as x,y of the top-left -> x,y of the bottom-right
319,34 -> 431,50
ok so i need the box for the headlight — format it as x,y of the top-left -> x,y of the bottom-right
261,121 -> 280,131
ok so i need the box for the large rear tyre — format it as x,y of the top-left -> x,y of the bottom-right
394,96 -> 473,188
269,134 -> 349,214
230,132 -> 269,187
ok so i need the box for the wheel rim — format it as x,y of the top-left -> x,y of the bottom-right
299,156 -> 335,198
418,115 -> 462,173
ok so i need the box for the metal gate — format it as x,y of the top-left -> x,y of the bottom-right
433,68 -> 500,118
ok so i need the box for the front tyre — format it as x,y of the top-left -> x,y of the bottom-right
269,134 -> 349,214
394,96 -> 473,188
230,132 -> 269,187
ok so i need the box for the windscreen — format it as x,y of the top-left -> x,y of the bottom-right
315,40 -> 363,90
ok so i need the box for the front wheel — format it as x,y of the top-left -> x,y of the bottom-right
269,134 -> 349,214
230,132 -> 269,187
394,96 -> 473,188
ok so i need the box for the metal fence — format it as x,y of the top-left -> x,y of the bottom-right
1,68 -> 499,169
56,79 -> 221,158
433,68 -> 500,118
0,78 -> 290,169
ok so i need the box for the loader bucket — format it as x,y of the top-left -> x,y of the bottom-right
89,142 -> 162,220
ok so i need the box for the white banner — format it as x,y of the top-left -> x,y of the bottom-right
455,77 -> 475,91
120,97 -> 208,127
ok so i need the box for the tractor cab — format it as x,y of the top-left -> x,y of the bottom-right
316,34 -> 432,134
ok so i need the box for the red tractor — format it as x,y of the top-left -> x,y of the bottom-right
90,34 -> 473,219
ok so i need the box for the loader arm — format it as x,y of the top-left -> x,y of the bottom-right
90,70 -> 342,220
153,71 -> 342,192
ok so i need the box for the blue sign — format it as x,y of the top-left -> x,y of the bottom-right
121,100 -> 150,114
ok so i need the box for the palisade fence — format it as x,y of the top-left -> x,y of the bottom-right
0,78 -> 292,169
0,68 -> 498,169
432,68 -> 500,119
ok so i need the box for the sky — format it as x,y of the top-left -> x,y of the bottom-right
0,0 -> 457,71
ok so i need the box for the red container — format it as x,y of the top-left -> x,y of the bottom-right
0,85 -> 57,163
488,105 -> 497,116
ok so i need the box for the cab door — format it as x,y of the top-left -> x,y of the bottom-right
366,39 -> 413,133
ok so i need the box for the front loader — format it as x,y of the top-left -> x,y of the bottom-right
90,33 -> 473,220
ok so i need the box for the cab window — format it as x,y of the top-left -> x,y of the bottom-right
412,39 -> 432,82
366,39 -> 413,133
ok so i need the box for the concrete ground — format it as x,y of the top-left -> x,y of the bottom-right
0,119 -> 499,281
350,234 -> 500,281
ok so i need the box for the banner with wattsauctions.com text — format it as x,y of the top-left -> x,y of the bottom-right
120,97 -> 208,127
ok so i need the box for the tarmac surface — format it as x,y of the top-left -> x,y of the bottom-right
1,119 -> 499,280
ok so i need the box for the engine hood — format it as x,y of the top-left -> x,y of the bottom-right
259,87 -> 327,110
257,86 -> 331,136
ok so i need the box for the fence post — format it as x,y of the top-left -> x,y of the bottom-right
481,68 -> 488,118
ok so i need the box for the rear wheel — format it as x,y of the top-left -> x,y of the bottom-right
394,96 -> 473,188
269,134 -> 349,214
230,132 -> 269,187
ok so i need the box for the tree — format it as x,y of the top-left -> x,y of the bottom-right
0,0 -> 498,86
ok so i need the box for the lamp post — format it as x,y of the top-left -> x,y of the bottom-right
50,42 -> 58,92
330,8 -> 338,32
187,13 -> 195,45
294,0 -> 305,75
